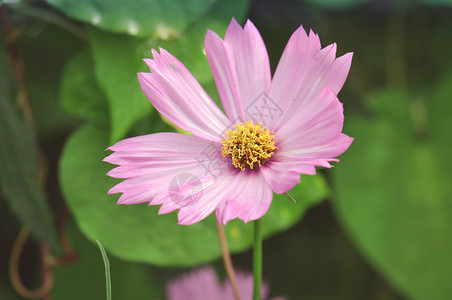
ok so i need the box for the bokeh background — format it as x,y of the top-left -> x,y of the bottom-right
1,0 -> 451,299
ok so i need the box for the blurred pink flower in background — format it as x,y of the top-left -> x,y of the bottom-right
104,18 -> 353,225
166,267 -> 285,300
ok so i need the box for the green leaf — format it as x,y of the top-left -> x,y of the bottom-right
51,220 -> 162,299
332,85 -> 452,299
301,0 -> 370,9
60,124 -> 327,266
60,48 -> 109,128
87,27 -> 152,143
87,0 -> 250,143
45,0 -> 215,37
0,50 -> 59,252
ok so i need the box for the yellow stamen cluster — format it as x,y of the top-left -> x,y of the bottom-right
221,121 -> 278,171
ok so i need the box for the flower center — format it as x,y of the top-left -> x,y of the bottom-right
221,121 -> 278,171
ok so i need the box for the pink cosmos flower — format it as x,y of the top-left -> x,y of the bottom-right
104,18 -> 353,225
166,266 -> 285,300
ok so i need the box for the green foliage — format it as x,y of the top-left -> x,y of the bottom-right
3,0 -> 451,298
60,48 -> 109,128
45,0 -> 216,37
86,27 -> 153,143
0,51 -> 59,252
332,82 -> 452,299
59,124 -> 328,266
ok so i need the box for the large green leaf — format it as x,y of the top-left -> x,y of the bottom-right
45,0 -> 215,37
87,0 -> 249,143
87,27 -> 151,143
332,85 -> 452,299
0,50 -> 59,252
59,124 -> 328,266
60,48 -> 109,128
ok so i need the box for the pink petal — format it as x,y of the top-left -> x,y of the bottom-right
279,133 -> 354,168
138,48 -> 230,142
104,133 -> 232,210
216,170 -> 273,225
205,18 -> 271,123
167,267 -> 222,300
268,25 -> 352,130
276,87 -> 353,158
260,87 -> 353,182
261,162 -> 302,194
174,171 -> 238,225
167,266 -> 282,300
280,96 -> 352,165
276,87 -> 344,142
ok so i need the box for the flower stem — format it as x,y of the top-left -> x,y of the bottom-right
216,218 -> 241,300
253,219 -> 262,300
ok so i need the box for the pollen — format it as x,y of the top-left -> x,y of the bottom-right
221,121 -> 278,171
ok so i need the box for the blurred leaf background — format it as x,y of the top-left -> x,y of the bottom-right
1,0 -> 451,299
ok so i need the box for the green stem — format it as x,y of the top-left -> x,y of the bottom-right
253,219 -> 262,300
96,241 -> 111,300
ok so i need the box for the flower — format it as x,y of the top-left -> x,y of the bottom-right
104,18 -> 353,225
166,266 -> 285,300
